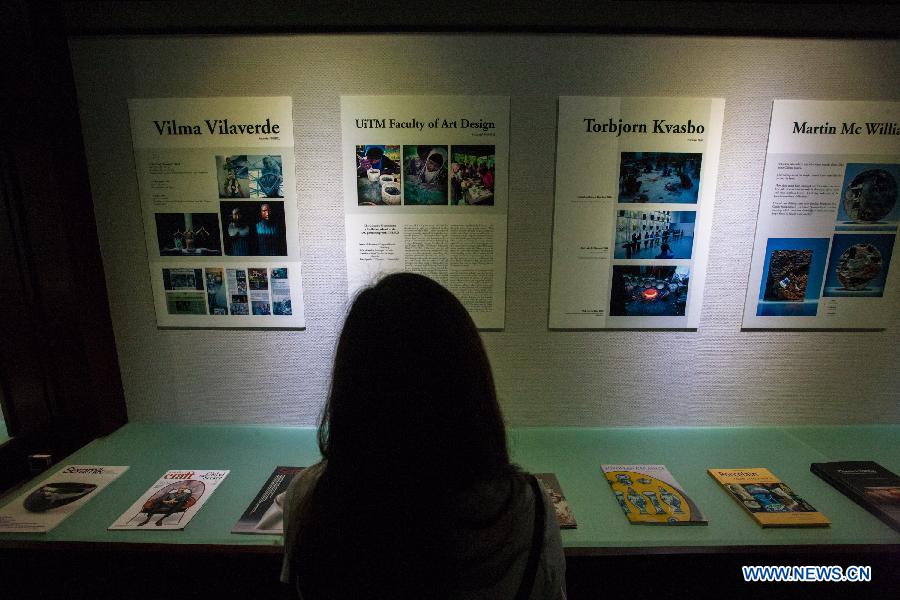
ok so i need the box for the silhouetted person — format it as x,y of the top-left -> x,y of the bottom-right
282,273 -> 565,600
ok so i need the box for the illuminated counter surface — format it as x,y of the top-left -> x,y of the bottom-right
0,423 -> 898,553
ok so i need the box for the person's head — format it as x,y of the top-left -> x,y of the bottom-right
661,243 -> 670,252
319,272 -> 508,485
231,207 -> 242,223
260,203 -> 271,221
425,151 -> 444,173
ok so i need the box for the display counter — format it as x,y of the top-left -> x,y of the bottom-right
1,423 -> 898,550
1,424 -> 898,596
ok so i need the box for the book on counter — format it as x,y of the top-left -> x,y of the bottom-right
0,465 -> 129,533
602,464 -> 707,525
708,468 -> 829,527
232,466 -> 305,534
534,473 -> 577,529
811,461 -> 900,533
109,469 -> 229,530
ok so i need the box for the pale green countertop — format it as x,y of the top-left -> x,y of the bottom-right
1,423 -> 898,551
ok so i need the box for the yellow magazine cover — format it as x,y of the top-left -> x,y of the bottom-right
708,468 -> 830,527
602,464 -> 707,525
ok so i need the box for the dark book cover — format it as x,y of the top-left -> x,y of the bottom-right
232,466 -> 304,534
811,461 -> 900,533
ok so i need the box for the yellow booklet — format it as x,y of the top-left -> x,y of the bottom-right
708,468 -> 830,527
603,465 -> 707,525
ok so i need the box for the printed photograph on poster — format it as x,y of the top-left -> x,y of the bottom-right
615,210 -> 696,259
248,267 -> 268,290
216,154 -> 284,199
823,234 -> 895,297
205,268 -> 227,315
403,145 -> 449,205
356,145 -> 402,205
227,268 -> 248,295
835,163 -> 899,231
230,295 -> 249,315
249,267 -> 271,315
226,268 -> 249,314
618,152 -> 702,204
220,201 -> 287,256
450,145 -> 495,206
154,213 -> 222,256
271,267 -> 292,316
251,294 -> 271,315
163,268 -> 203,291
165,292 -> 206,315
609,265 -> 690,317
756,238 -> 829,316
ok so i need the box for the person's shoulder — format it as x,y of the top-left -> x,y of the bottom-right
285,461 -> 326,506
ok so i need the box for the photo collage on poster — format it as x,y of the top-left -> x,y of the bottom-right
609,152 -> 700,318
757,163 -> 898,317
355,144 -> 496,207
162,266 -> 294,317
156,153 -> 292,318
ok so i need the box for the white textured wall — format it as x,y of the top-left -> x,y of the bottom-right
69,35 -> 900,427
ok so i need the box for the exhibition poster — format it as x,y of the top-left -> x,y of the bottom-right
341,96 -> 509,329
109,469 -> 229,530
128,97 -> 305,328
0,465 -> 128,533
549,97 -> 724,329
742,100 -> 899,328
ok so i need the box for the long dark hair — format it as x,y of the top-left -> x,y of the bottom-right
294,273 -> 516,598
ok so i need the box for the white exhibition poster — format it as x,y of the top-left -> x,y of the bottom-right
742,100 -> 899,329
128,97 -> 305,328
0,465 -> 128,533
549,97 -> 724,328
341,96 -> 509,329
109,469 -> 229,530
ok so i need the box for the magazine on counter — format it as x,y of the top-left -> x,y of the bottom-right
109,469 -> 229,530
708,468 -> 829,527
534,473 -> 577,529
811,461 -> 900,533
0,465 -> 129,533
232,466 -> 304,534
602,464 -> 707,525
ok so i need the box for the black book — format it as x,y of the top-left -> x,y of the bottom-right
810,461 -> 900,533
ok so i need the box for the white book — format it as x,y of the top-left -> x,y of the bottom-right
108,469 -> 228,530
0,465 -> 128,533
